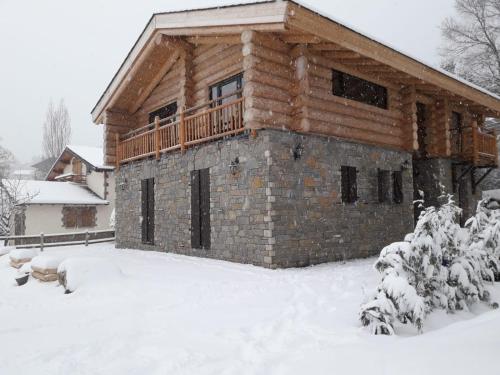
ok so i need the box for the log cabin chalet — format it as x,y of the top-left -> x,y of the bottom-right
92,1 -> 500,268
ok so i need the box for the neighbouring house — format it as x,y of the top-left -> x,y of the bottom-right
46,145 -> 115,202
2,180 -> 110,237
91,1 -> 500,268
1,145 -> 115,238
31,157 -> 57,180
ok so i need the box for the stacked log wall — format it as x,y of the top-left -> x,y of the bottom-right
242,31 -> 294,130
299,49 -> 407,150
133,57 -> 183,126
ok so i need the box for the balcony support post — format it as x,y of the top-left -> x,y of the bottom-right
179,107 -> 186,153
154,115 -> 160,160
115,133 -> 120,170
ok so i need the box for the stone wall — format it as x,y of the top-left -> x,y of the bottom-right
115,129 -> 416,268
116,131 -> 274,266
266,131 -> 414,268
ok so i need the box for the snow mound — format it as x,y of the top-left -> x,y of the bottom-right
57,257 -> 122,292
19,262 -> 32,274
0,246 -> 13,256
31,255 -> 65,271
10,249 -> 39,261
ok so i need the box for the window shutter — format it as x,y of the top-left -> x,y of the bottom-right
199,168 -> 211,249
141,179 -> 148,243
378,169 -> 384,203
341,166 -> 357,203
147,179 -> 155,244
378,169 -> 390,203
191,170 -> 201,249
393,171 -> 403,204
348,166 -> 357,203
341,166 -> 349,203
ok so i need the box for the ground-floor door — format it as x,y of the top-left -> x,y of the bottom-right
141,178 -> 154,244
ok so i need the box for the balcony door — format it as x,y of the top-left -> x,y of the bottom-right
209,73 -> 243,105
209,74 -> 243,134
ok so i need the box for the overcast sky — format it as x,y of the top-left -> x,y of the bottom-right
0,0 -> 456,164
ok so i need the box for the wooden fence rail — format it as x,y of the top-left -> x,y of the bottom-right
116,96 -> 245,166
1,229 -> 115,251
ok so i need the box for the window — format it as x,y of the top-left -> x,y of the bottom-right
377,169 -> 390,203
141,178 -> 155,245
341,166 -> 357,204
332,70 -> 388,109
62,207 -> 96,228
393,171 -> 403,204
191,169 -> 210,249
209,73 -> 243,105
148,102 -> 178,124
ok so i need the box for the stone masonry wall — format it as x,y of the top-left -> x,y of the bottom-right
115,129 -> 415,268
116,132 -> 275,267
265,130 -> 414,268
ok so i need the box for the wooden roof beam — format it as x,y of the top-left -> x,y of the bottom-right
285,2 -> 500,112
309,42 -> 348,51
185,35 -> 241,44
280,33 -> 323,43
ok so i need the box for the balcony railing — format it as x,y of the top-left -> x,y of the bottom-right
452,127 -> 498,167
116,94 -> 245,165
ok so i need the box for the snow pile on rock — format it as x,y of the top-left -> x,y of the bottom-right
31,255 -> 66,282
360,197 -> 499,335
57,257 -> 122,293
10,248 -> 39,261
9,248 -> 39,269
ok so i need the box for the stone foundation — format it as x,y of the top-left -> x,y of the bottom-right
116,129 -> 415,268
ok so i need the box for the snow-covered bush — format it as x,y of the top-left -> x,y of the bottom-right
360,197 -> 498,335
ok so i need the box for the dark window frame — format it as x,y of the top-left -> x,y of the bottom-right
332,69 -> 388,109
209,73 -> 244,105
341,166 -> 358,204
148,101 -> 178,124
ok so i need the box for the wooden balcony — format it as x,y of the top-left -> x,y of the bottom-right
116,95 -> 245,165
452,127 -> 498,167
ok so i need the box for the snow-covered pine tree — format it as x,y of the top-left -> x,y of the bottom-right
360,197 -> 495,335
465,199 -> 500,282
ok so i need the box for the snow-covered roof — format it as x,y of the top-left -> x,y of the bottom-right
92,0 -> 500,123
1,180 -> 108,205
66,145 -> 113,170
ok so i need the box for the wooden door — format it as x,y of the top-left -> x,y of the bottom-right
141,178 -> 154,244
191,169 -> 210,249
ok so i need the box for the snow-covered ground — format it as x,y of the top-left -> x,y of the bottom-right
0,243 -> 499,375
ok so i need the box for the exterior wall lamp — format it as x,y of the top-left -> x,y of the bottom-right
293,143 -> 304,160
229,157 -> 240,175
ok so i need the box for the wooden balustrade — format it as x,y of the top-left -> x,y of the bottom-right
455,127 -> 498,167
116,96 -> 245,165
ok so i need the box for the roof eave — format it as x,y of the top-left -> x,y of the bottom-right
91,1 -> 288,124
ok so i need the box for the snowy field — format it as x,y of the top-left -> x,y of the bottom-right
0,243 -> 499,375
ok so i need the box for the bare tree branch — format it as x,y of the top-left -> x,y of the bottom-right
440,0 -> 500,95
42,99 -> 71,159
